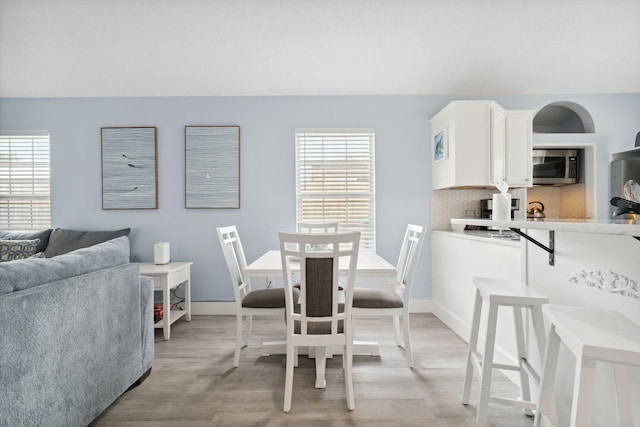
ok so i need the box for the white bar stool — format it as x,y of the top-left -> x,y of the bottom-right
462,277 -> 549,427
534,305 -> 640,427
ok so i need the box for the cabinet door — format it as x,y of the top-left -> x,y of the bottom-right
490,105 -> 506,184
505,111 -> 533,187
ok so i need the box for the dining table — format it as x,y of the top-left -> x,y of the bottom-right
244,249 -> 397,388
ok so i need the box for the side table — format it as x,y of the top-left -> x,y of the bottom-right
139,261 -> 193,340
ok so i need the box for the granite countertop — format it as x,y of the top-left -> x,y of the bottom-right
450,217 -> 640,237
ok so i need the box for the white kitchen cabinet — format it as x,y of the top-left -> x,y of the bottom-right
504,110 -> 534,187
430,101 -> 532,189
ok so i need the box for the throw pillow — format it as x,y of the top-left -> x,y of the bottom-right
0,229 -> 52,253
44,228 -> 131,258
0,239 -> 41,262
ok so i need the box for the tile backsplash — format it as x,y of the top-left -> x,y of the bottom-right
431,184 -> 586,230
430,188 -> 527,230
527,184 -> 586,219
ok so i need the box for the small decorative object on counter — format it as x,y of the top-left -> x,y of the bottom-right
527,201 -> 545,220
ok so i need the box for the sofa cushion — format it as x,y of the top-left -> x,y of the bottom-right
0,236 -> 131,296
0,239 -> 40,262
44,227 -> 131,258
0,229 -> 52,253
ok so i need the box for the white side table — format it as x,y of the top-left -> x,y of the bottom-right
139,262 -> 193,340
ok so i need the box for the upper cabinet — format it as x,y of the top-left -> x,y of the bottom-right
504,110 -> 534,187
430,100 -> 533,190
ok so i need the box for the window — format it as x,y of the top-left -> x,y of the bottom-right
0,131 -> 51,230
295,129 -> 376,252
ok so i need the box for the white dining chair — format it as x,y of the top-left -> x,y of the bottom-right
279,230 -> 361,412
297,221 -> 339,233
217,225 -> 296,367
352,224 -> 425,368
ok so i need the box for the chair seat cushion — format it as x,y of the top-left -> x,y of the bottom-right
242,287 -> 299,308
353,288 -> 403,309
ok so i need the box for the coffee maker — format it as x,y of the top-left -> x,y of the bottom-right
480,198 -> 520,220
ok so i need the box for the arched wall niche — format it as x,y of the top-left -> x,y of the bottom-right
533,101 -> 595,134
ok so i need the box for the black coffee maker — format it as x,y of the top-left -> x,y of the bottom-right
480,198 -> 521,220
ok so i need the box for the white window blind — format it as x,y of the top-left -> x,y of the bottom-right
295,129 -> 376,252
0,132 -> 51,230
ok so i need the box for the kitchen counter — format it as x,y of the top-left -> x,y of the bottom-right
432,229 -> 520,246
450,217 -> 640,237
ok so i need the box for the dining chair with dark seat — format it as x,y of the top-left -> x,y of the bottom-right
279,230 -> 361,412
297,221 -> 339,233
352,224 -> 425,368
217,225 -> 297,367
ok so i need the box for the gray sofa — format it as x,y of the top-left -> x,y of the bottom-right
0,231 -> 154,427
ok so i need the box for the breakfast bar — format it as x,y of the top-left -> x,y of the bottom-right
452,217 -> 640,265
439,217 -> 640,425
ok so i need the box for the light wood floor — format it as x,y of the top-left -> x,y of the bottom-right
91,314 -> 534,426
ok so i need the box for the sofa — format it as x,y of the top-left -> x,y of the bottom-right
0,228 -> 154,427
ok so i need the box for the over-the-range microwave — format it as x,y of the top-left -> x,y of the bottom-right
532,149 -> 580,185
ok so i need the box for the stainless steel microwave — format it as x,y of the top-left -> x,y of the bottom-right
532,149 -> 580,185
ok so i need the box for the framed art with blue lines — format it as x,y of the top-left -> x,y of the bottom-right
185,126 -> 240,209
101,127 -> 158,210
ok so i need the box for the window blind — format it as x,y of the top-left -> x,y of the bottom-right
0,132 -> 51,230
295,129 -> 376,252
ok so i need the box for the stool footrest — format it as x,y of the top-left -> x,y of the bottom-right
489,396 -> 537,410
520,358 -> 541,384
493,363 -> 520,371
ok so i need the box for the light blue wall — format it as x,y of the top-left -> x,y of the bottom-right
1,94 -> 639,302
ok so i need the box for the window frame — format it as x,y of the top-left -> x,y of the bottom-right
295,128 -> 376,253
0,131 -> 51,231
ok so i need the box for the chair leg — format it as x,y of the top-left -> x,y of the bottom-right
234,312 -> 243,367
245,314 -> 252,346
402,309 -> 414,368
284,340 -> 295,412
393,315 -> 402,347
345,342 -> 355,410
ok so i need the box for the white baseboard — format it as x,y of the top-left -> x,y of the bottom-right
431,300 -> 471,342
191,299 -> 433,316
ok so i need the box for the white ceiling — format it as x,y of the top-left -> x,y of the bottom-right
1,0 -> 639,98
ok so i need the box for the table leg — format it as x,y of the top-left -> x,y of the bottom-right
163,283 -> 170,340
315,346 -> 327,388
185,279 -> 191,321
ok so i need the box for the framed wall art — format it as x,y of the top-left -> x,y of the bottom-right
433,128 -> 448,163
185,126 -> 240,209
101,127 -> 158,210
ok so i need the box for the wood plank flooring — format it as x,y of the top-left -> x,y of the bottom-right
90,314 -> 534,426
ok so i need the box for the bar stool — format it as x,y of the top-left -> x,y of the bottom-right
534,305 -> 640,427
462,277 -> 549,427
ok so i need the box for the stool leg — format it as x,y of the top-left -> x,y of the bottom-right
534,325 -> 561,427
513,306 -> 533,416
476,302 -> 499,427
570,355 -> 596,427
462,289 -> 483,405
531,306 -> 558,426
613,364 -> 632,427
530,306 -> 547,364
